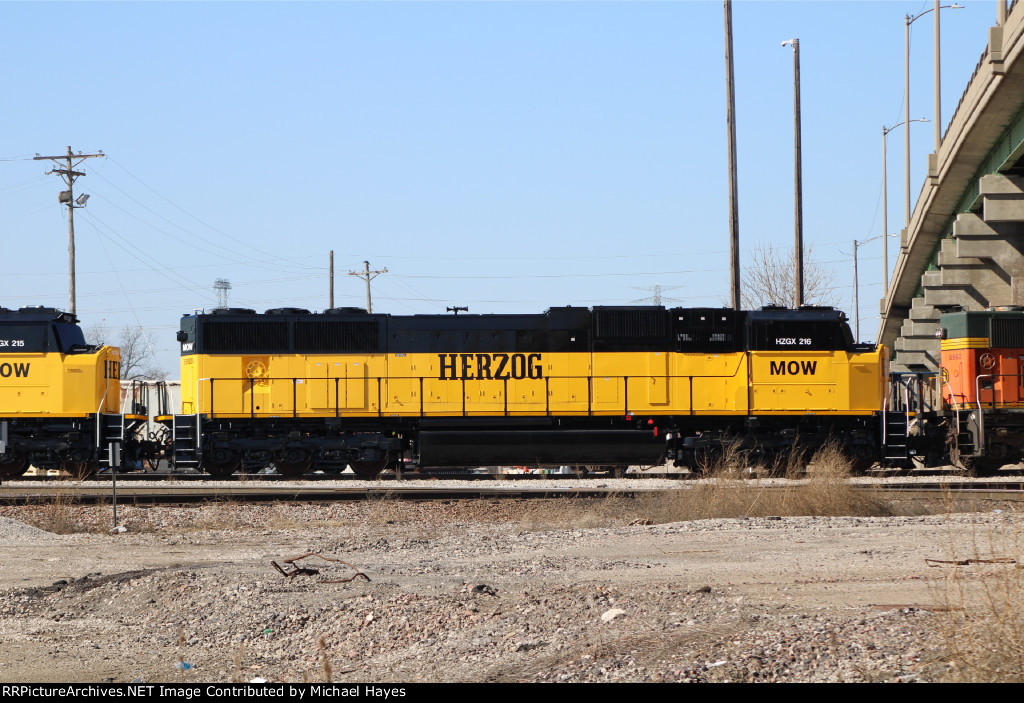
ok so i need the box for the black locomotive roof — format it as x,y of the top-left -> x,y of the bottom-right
0,306 -> 79,324
747,305 -> 846,323
0,306 -> 89,353
179,305 -> 863,355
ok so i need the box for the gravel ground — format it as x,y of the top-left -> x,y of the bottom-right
0,481 -> 1020,683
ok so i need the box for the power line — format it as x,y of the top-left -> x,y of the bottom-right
33,147 -> 105,314
347,261 -> 388,312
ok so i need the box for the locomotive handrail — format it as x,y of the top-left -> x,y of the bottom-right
889,371 -> 940,413
975,374 -> 994,456
941,375 -> 961,443
192,372 -> 852,420
900,381 -> 911,434
95,372 -> 114,450
965,372 -> 1024,409
881,376 -> 889,449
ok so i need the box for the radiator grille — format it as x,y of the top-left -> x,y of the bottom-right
991,318 -> 1024,347
294,321 -> 380,352
594,310 -> 666,339
202,321 -> 289,353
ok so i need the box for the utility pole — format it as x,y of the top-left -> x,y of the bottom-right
781,39 -> 803,308
724,0 -> 741,310
329,250 -> 335,309
347,260 -> 387,313
33,146 -> 104,315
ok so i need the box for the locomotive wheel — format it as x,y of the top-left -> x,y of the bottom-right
844,447 -> 875,474
274,454 -> 313,478
59,448 -> 98,479
847,457 -> 874,474
966,455 -> 1004,477
349,459 -> 387,478
0,452 -> 29,479
310,458 -> 346,474
201,454 -> 241,478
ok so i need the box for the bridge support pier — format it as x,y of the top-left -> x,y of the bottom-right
891,174 -> 1024,373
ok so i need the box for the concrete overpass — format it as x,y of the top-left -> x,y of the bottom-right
881,0 -> 1024,371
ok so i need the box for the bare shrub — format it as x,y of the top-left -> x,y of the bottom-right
742,242 -> 839,309
318,635 -> 333,683
519,494 -> 636,531
85,323 -> 166,380
696,439 -> 751,478
190,499 -> 248,531
364,490 -> 406,527
639,441 -> 892,524
934,519 -> 1024,682
26,480 -> 110,534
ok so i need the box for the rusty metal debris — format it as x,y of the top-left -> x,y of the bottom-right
925,557 -> 1017,567
271,553 -> 371,583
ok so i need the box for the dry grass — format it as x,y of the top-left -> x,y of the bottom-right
7,440 -> 900,537
518,493 -> 639,531
363,489 -> 404,526
187,501 -> 357,532
318,635 -> 333,683
933,518 -> 1024,682
27,479 -> 111,534
512,442 -> 893,530
190,498 -> 249,530
636,441 -> 893,524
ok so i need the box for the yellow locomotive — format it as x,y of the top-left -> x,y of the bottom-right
0,306 -> 123,478
173,305 -> 888,476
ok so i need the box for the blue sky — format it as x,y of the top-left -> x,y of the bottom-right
0,1 -> 1002,373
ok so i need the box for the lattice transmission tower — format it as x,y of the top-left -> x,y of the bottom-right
630,283 -> 685,306
214,279 -> 232,308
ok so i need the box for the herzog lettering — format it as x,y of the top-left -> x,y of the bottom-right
769,360 -> 818,376
437,353 -> 542,380
0,363 -> 29,378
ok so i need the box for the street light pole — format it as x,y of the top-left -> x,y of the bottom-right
882,127 -> 888,297
33,147 -> 104,316
882,119 -> 928,296
853,239 -> 860,341
905,15 -> 912,228
782,38 -> 803,308
934,1 -> 942,151
853,232 -> 897,341
904,4 -> 963,226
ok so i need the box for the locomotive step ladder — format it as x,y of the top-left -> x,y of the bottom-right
172,415 -> 201,471
882,411 -> 910,463
952,408 -> 980,460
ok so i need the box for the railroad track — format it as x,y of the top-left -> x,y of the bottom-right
15,464 -> 1024,483
1,476 -> 1022,505
13,469 -> 657,482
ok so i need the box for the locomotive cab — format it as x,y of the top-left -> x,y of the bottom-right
0,307 -> 122,478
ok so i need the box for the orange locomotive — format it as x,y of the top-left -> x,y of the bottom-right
938,307 -> 1024,470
